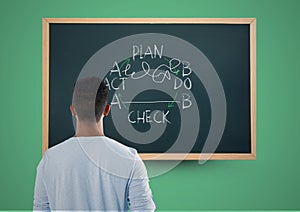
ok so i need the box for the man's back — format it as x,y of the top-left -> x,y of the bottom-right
33,136 -> 155,211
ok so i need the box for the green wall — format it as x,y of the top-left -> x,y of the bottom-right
0,0 -> 299,210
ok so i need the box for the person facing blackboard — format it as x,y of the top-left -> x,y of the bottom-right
33,77 -> 156,211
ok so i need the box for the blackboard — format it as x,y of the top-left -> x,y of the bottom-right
42,18 -> 256,160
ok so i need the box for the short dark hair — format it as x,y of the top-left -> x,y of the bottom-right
72,77 -> 108,122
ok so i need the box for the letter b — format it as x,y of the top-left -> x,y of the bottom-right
182,93 -> 192,109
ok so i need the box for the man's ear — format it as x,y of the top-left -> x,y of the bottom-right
103,104 -> 110,116
70,105 -> 76,116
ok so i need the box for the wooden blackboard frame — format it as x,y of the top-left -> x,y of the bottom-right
42,18 -> 256,160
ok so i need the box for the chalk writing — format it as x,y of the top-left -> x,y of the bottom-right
105,44 -> 195,125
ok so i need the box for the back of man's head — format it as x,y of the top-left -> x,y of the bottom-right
72,77 -> 108,122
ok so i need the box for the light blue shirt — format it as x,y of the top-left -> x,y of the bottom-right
33,136 -> 156,211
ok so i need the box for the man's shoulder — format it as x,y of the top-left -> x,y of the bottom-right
102,136 -> 138,160
44,136 -> 139,161
41,138 -> 76,164
44,137 -> 74,154
41,136 -> 142,180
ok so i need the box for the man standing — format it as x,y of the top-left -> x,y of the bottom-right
34,77 -> 156,211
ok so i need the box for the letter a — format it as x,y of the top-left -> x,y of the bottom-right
111,93 -> 122,109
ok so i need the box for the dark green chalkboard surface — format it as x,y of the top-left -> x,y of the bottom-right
42,18 -> 256,160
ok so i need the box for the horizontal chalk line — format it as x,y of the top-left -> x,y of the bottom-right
112,100 -> 181,104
